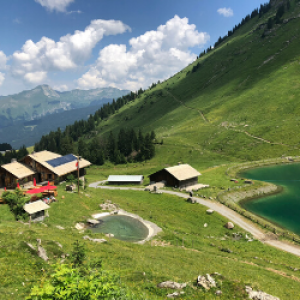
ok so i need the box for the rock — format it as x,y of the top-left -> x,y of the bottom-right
75,223 -> 85,230
197,276 -> 210,290
246,286 -> 280,300
55,241 -> 63,248
26,243 -> 36,251
56,225 -> 65,230
224,222 -> 234,229
206,274 -> 216,288
105,233 -> 114,238
206,209 -> 214,214
86,218 -> 99,225
283,19 -> 289,24
215,290 -> 222,296
167,292 -> 185,298
36,239 -> 48,262
83,235 -> 107,243
204,223 -> 208,228
187,197 -> 197,204
221,248 -> 233,253
157,281 -> 187,289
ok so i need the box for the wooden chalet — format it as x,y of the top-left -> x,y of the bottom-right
22,151 -> 91,183
0,161 -> 35,188
149,164 -> 201,188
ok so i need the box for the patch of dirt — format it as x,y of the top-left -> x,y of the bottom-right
150,240 -> 171,247
266,268 -> 300,283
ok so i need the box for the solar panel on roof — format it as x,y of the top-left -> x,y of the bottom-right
46,154 -> 77,168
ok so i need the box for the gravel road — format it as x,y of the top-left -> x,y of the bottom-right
89,181 -> 300,257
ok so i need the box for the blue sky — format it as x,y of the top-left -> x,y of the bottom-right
0,0 -> 267,95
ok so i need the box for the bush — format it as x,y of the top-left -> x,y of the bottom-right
26,263 -> 140,300
2,189 -> 28,220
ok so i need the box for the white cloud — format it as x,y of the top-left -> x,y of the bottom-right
24,72 -> 47,84
11,19 -> 130,84
0,51 -> 7,70
53,84 -> 69,91
0,72 -> 5,86
35,0 -> 74,12
217,7 -> 234,17
66,10 -> 82,15
77,15 -> 210,91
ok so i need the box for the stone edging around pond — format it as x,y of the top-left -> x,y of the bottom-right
92,209 -> 162,245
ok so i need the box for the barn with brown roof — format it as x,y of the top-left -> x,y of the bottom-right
149,164 -> 201,188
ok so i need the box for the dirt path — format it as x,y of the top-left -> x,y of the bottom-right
164,90 -> 209,123
89,182 -> 300,257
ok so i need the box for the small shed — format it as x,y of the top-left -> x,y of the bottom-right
24,200 -> 50,222
107,175 -> 144,185
149,164 -> 201,188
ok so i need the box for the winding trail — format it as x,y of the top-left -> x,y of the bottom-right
164,90 -> 209,123
89,181 -> 300,257
231,129 -> 291,146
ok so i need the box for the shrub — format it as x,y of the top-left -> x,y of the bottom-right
26,264 -> 140,300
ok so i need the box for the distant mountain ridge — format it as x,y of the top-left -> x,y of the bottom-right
0,85 -> 130,127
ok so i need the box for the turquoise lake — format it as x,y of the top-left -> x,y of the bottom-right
91,215 -> 149,242
241,163 -> 300,235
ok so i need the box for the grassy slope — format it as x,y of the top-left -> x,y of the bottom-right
2,186 -> 300,300
90,1 -> 300,171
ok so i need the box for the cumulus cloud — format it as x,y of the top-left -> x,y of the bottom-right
53,84 -> 69,91
11,19 -> 130,84
35,0 -> 74,12
217,7 -> 234,17
0,51 -> 7,70
0,72 -> 5,86
78,15 -> 210,91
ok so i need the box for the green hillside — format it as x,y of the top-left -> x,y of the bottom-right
87,0 -> 300,170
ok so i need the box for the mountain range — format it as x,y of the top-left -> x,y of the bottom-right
0,85 -> 130,148
0,85 -> 130,127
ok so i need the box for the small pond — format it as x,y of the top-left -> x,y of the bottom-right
90,215 -> 149,242
240,163 -> 300,235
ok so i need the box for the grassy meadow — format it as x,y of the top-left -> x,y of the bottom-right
2,181 -> 300,300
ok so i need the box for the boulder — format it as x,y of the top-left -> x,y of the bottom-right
204,223 -> 208,228
56,225 -> 65,230
86,218 -> 99,225
36,239 -> 48,262
246,286 -> 280,300
83,235 -> 107,243
224,222 -> 234,229
215,290 -> 222,296
206,209 -> 214,214
157,281 -> 187,289
167,292 -> 185,298
105,233 -> 114,238
75,223 -> 85,230
197,276 -> 210,290
187,197 -> 197,204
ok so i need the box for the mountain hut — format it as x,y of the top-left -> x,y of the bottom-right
0,161 -> 35,188
21,151 -> 91,183
149,164 -> 201,188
